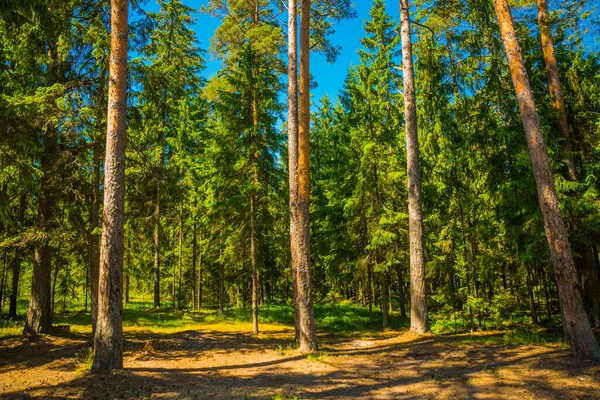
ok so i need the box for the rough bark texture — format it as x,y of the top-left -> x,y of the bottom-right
535,0 -> 577,181
90,137 -> 102,335
287,0 -> 301,343
23,132 -> 56,335
494,0 -> 599,359
297,0 -> 318,353
191,222 -> 197,309
153,167 -> 162,309
250,194 -> 259,334
400,0 -> 429,335
92,0 -> 128,373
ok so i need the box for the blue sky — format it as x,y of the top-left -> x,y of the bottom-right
141,0 -> 401,103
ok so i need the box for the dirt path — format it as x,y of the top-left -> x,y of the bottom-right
1,325 -> 599,399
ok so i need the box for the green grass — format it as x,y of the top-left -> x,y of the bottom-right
2,299 -> 586,347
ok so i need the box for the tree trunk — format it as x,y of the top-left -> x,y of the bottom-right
9,247 -> 22,319
90,136 -> 102,334
23,133 -> 56,335
178,207 -> 183,310
153,177 -> 161,309
92,0 -> 128,373
494,0 -> 599,359
400,0 -> 429,334
0,250 -> 8,312
396,264 -> 407,318
191,221 -> 197,309
219,233 -> 224,313
287,0 -> 301,343
250,194 -> 259,334
382,272 -> 389,328
296,0 -> 318,352
535,0 -> 577,181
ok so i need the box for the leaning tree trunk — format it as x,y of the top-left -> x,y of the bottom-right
494,0 -> 600,359
91,0 -> 128,373
400,0 -> 429,334
535,0 -> 577,181
287,0 -> 301,343
296,0 -> 318,353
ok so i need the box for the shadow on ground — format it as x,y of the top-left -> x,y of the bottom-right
1,326 -> 599,399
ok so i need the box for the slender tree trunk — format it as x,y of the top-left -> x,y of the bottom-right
9,246 -> 22,319
178,206 -> 183,310
191,221 -> 197,309
153,175 -> 162,309
494,0 -> 599,359
218,233 -> 224,313
400,0 -> 429,334
92,0 -> 128,372
90,136 -> 102,334
250,194 -> 259,334
535,0 -> 577,181
382,272 -> 389,328
0,250 -> 8,312
396,264 -> 407,318
287,0 -> 301,343
198,239 -> 203,310
296,0 -> 318,352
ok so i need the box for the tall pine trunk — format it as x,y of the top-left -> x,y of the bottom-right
153,164 -> 162,309
296,0 -> 318,352
400,0 -> 429,334
250,194 -> 259,334
535,0 -> 576,181
287,0 -> 301,343
92,0 -> 128,373
494,0 -> 599,359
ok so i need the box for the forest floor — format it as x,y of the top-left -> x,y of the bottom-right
1,305 -> 599,399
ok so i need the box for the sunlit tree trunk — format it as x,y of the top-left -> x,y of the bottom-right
494,0 -> 599,359
535,0 -> 576,181
400,0 -> 429,334
287,0 -> 300,342
296,0 -> 318,352
92,0 -> 128,373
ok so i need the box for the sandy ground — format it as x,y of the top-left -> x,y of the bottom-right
1,325 -> 599,399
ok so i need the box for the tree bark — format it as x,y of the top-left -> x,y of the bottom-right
23,132 -> 56,335
90,135 -> 102,334
191,221 -> 197,309
250,194 -> 259,334
92,0 -> 128,373
287,0 -> 301,343
178,206 -> 183,310
296,0 -> 318,352
153,170 -> 162,309
494,0 -> 599,359
535,0 -> 577,181
400,0 -> 429,334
